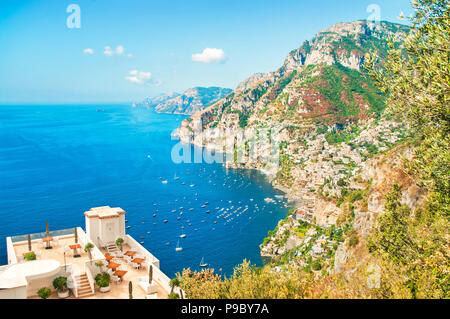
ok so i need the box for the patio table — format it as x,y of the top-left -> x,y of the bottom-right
43,236 -> 53,249
131,258 -> 145,269
105,255 -> 114,262
69,243 -> 81,258
107,262 -> 121,271
114,270 -> 127,281
124,251 -> 137,257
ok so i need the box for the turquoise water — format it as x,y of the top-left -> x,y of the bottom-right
0,104 -> 290,277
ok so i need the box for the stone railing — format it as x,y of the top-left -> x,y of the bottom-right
124,235 -> 160,268
76,227 -> 104,260
6,237 -> 17,265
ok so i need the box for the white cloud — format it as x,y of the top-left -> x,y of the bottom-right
104,45 -> 129,56
125,70 -> 152,85
116,45 -> 124,55
83,48 -> 94,54
192,48 -> 226,64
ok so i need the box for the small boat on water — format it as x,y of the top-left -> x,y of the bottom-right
200,257 -> 208,267
163,219 -> 168,223
180,233 -> 186,238
162,180 -> 168,184
175,240 -> 183,252
190,184 -> 195,187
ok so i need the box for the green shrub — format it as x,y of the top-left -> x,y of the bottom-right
38,287 -> 52,299
52,277 -> 68,292
168,292 -> 180,299
311,259 -> 322,271
24,251 -> 36,261
95,272 -> 111,288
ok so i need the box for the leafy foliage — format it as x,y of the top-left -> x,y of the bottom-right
37,287 -> 52,299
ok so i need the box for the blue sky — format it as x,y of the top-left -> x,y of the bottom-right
0,0 -> 413,104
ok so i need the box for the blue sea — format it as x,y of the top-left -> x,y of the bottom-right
0,104 -> 291,277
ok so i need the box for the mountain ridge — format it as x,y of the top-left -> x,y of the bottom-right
134,86 -> 232,115
174,20 -> 411,230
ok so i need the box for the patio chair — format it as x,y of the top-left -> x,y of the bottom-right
112,275 -> 121,284
18,255 -> 24,262
53,237 -> 59,246
36,251 -> 42,259
37,238 -> 44,248
115,250 -> 124,258
124,255 -> 131,263
131,262 -> 140,270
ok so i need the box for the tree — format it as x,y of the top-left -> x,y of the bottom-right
128,281 -> 133,299
84,242 -> 94,263
364,0 -> 449,298
169,278 -> 180,295
116,238 -> 124,251
364,0 -> 449,215
95,260 -> 104,273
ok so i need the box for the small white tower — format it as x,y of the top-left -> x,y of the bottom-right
84,206 -> 126,247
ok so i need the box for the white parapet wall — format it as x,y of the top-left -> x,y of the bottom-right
125,235 -> 160,268
76,227 -> 104,260
6,237 -> 18,265
124,234 -> 177,293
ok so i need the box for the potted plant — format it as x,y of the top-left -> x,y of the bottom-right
95,272 -> 111,293
37,287 -> 52,299
115,237 -> 124,251
24,251 -> 36,261
53,276 -> 70,298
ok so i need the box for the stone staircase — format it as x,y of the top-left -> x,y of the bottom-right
75,273 -> 94,298
105,242 -> 121,256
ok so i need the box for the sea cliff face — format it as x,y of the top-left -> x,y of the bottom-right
135,86 -> 232,115
173,20 -> 414,273
174,20 -> 410,219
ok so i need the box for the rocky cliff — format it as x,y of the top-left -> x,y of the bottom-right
173,21 -> 412,267
134,86 -> 232,115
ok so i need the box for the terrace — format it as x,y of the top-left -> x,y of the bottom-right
0,206 -> 178,299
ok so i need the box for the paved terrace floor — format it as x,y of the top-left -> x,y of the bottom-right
27,243 -> 169,299
13,235 -> 91,272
